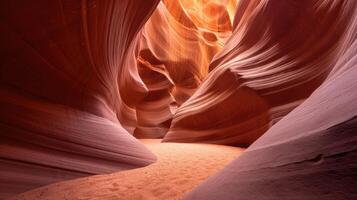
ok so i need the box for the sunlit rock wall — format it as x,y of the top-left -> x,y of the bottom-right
132,0 -> 237,138
185,0 -> 357,199
0,0 -> 159,198
164,0 -> 355,146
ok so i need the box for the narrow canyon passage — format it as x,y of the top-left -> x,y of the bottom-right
1,0 -> 357,199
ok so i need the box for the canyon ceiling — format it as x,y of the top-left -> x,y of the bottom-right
0,0 -> 357,199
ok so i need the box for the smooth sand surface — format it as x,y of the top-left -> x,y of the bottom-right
10,139 -> 244,200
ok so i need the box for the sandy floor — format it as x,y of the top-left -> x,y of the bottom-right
10,139 -> 244,200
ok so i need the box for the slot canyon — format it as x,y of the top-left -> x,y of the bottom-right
0,0 -> 357,199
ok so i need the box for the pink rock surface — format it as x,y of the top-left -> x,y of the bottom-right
0,0 -> 159,198
185,1 -> 357,198
163,0 -> 355,146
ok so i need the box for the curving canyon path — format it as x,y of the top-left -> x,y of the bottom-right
10,140 -> 244,200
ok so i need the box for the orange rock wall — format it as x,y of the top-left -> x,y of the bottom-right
131,0 -> 237,138
164,0 -> 355,146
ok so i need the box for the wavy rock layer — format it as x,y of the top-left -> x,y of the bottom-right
164,0 -> 355,146
0,0 -> 159,198
132,0 -> 237,138
185,1 -> 357,199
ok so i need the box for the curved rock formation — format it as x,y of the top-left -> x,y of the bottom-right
185,1 -> 357,199
0,0 -> 159,198
132,0 -> 237,138
1,0 -> 356,199
163,0 -> 355,146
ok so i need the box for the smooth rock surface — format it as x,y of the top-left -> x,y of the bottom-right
0,0 -> 159,198
185,1 -> 357,198
164,0 -> 356,146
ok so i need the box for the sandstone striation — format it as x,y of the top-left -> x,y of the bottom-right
163,0 -> 355,146
0,0 -> 159,198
